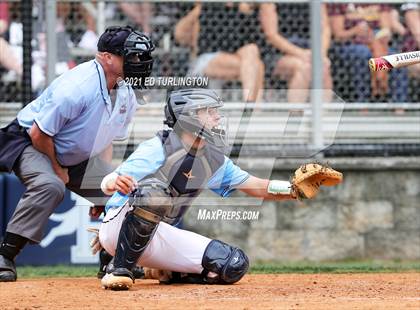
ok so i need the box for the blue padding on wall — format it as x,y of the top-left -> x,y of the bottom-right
4,174 -> 78,265
0,174 -> 4,239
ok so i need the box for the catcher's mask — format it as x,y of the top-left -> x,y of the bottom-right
97,25 -> 155,88
163,88 -> 229,149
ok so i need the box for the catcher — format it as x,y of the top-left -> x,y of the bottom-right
97,88 -> 342,290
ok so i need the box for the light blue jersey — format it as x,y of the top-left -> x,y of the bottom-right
105,136 -> 249,211
17,60 -> 137,166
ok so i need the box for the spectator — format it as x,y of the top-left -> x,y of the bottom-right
119,2 -> 153,35
77,3 -> 99,51
401,3 -> 420,79
175,3 -> 264,102
55,3 -> 76,66
0,2 -> 21,75
328,3 -> 408,102
0,37 -> 22,76
78,2 -> 154,51
0,2 -> 20,103
1,2 -> 76,93
260,3 -> 332,103
0,1 -> 9,37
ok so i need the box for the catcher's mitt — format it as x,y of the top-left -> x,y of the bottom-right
291,163 -> 343,199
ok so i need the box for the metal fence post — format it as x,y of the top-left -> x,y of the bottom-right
46,0 -> 57,86
97,1 -> 106,37
310,0 -> 324,155
21,0 -> 32,106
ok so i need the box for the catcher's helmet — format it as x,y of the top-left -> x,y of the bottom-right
97,25 -> 154,87
164,88 -> 228,148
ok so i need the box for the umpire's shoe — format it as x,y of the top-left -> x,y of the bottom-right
101,268 -> 134,290
0,255 -> 17,282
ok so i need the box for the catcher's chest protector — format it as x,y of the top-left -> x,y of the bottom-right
153,130 -> 224,224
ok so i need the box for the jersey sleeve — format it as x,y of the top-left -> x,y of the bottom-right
115,136 -> 165,180
105,136 -> 165,211
207,156 -> 250,197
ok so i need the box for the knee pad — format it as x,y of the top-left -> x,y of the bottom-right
113,210 -> 157,270
113,178 -> 172,270
202,240 -> 249,284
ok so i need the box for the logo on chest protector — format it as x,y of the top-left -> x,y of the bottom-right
182,169 -> 196,179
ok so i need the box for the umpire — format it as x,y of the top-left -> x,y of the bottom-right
0,26 -> 154,282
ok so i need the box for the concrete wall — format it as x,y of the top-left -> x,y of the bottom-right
183,157 -> 420,262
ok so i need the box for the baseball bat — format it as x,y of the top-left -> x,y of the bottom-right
368,50 -> 420,72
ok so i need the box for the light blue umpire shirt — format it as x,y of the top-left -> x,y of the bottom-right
17,59 -> 137,166
105,135 -> 250,212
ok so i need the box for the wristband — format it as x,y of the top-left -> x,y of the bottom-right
100,172 -> 119,195
267,180 -> 292,195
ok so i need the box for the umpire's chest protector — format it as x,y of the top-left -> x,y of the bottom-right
153,130 -> 225,224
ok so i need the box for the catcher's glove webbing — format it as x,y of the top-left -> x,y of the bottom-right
291,163 -> 343,199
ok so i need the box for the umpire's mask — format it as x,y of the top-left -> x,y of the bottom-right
97,25 -> 155,88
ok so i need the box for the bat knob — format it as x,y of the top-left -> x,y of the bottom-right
369,57 -> 392,72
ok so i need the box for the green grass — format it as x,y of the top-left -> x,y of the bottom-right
18,265 -> 98,278
249,260 -> 420,274
16,260 -> 420,278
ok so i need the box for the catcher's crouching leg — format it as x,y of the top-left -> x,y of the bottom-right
101,179 -> 171,290
101,209 -> 158,290
97,249 -> 113,279
202,240 -> 249,284
156,240 -> 249,285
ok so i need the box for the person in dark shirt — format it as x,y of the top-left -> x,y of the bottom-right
175,3 -> 264,102
260,3 -> 333,103
328,3 -> 408,102
401,3 -> 420,80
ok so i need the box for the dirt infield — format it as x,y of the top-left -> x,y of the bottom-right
1,273 -> 419,309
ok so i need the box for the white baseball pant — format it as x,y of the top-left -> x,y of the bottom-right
99,203 -> 212,274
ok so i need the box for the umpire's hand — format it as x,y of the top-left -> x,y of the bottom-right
54,166 -> 69,184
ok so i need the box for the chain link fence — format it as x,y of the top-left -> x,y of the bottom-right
0,1 -> 419,156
